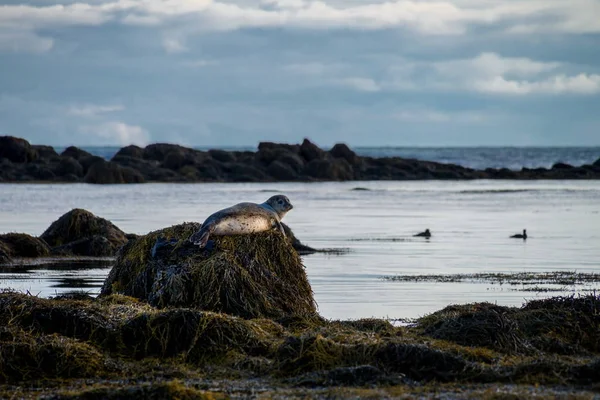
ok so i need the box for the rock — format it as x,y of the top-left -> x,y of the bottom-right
267,160 -> 298,181
277,153 -> 305,172
258,142 -> 300,154
84,160 -> 145,184
300,138 -> 326,162
55,157 -> 84,177
0,136 -> 38,163
31,145 -> 59,160
593,158 -> 600,167
25,164 -> 56,181
208,149 -> 236,163
51,235 -> 117,257
0,245 -> 10,264
100,223 -> 316,318
552,162 -> 573,170
113,145 -> 144,160
161,150 -> 192,170
60,146 -> 92,161
0,233 -> 51,258
143,143 -> 191,162
78,155 -> 105,174
304,158 -> 354,180
329,143 -> 359,164
41,209 -> 128,254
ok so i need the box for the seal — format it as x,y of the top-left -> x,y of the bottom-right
189,195 -> 294,248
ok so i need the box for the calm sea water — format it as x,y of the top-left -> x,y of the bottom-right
1,180 -> 599,320
56,146 -> 600,171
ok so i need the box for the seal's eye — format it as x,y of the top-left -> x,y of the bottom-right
278,199 -> 283,205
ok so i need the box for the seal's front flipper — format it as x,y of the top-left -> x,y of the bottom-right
190,222 -> 215,248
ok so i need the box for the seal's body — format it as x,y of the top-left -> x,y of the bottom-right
189,195 -> 293,248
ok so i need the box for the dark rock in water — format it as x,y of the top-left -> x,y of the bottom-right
0,136 -> 38,163
100,222 -> 316,318
113,145 -> 144,159
593,157 -> 600,167
51,235 -> 117,257
305,158 -> 353,180
330,143 -> 359,165
0,244 -> 12,264
55,157 -> 84,177
31,145 -> 59,160
41,209 -> 128,254
268,160 -> 298,181
25,164 -> 56,181
60,146 -> 93,161
208,149 -> 236,163
84,160 -> 145,184
0,233 -> 51,258
161,150 -> 193,170
552,162 -> 573,170
78,155 -> 105,174
143,143 -> 192,162
300,138 -> 326,162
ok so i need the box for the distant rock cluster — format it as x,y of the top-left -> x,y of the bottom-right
1,135 -> 599,183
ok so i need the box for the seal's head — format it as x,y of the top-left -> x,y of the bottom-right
265,195 -> 293,217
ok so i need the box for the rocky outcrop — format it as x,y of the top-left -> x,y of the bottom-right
0,233 -> 51,258
41,209 -> 129,256
101,223 -> 316,318
1,136 -> 599,183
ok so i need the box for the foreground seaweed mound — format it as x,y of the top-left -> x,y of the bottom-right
1,291 -> 599,398
41,208 -> 128,256
100,223 -> 316,319
417,295 -> 600,355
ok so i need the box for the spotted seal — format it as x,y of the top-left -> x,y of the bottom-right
189,195 -> 294,248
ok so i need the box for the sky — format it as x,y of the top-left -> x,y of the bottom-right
1,0 -> 600,148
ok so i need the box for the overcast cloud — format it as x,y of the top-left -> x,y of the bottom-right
0,0 -> 599,147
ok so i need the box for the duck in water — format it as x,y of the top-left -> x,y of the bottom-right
510,229 -> 527,240
414,229 -> 431,238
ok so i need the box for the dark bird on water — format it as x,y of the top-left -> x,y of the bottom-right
414,229 -> 431,238
510,229 -> 527,239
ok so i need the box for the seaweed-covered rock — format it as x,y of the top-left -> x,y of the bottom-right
51,235 -> 117,257
41,209 -> 128,256
0,329 -> 106,383
0,233 -> 51,258
100,223 -> 316,318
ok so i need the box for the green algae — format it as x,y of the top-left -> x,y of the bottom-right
0,291 -> 599,398
101,223 -> 316,319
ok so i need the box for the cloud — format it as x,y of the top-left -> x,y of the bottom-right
68,104 -> 124,117
162,37 -> 187,53
80,121 -> 150,146
393,108 -> 490,123
337,77 -> 380,92
2,0 -> 600,54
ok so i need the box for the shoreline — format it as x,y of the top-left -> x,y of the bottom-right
2,136 -> 600,184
